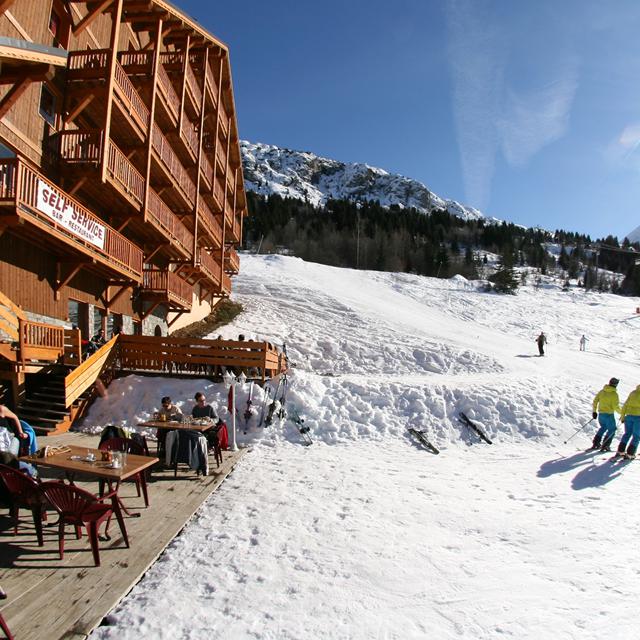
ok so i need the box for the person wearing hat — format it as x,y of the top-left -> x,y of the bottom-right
616,384 -> 640,459
591,378 -> 621,451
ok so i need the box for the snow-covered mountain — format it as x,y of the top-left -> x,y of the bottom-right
241,140 -> 490,222
626,224 -> 640,243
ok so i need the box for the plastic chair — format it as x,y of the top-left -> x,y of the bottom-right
98,437 -> 150,507
40,481 -> 129,567
0,464 -> 47,546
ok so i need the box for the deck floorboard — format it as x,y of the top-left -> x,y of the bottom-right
0,431 -> 247,640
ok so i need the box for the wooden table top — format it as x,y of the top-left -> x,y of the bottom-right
21,444 -> 159,481
138,420 -> 213,432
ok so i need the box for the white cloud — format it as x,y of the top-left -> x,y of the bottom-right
498,63 -> 579,167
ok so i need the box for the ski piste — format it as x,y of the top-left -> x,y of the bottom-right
288,405 -> 312,446
407,428 -> 440,455
458,412 -> 493,445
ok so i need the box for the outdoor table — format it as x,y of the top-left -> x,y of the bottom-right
21,444 -> 159,522
137,420 -> 213,432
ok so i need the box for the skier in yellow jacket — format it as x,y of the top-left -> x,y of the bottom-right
591,378 -> 621,452
616,385 -> 640,459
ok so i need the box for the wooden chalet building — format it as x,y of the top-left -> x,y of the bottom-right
0,0 -> 245,343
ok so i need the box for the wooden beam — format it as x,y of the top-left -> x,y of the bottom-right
73,0 -> 113,35
105,283 -> 130,310
140,301 -> 160,321
0,77 -> 31,120
0,65 -> 50,85
116,217 -> 134,233
100,0 -> 123,184
144,244 -> 166,264
142,18 -> 163,224
67,177 -> 88,196
64,93 -> 96,124
167,311 -> 185,328
54,262 -> 86,300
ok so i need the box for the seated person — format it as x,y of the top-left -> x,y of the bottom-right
158,396 -> 183,422
191,392 -> 218,421
192,393 -> 219,450
0,405 -> 37,455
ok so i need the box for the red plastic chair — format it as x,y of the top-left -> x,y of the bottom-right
98,437 -> 150,507
0,586 -> 14,640
40,481 -> 129,567
0,464 -> 47,547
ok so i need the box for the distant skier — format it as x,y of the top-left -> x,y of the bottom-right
536,332 -> 547,356
590,377 -> 620,451
615,385 -> 640,460
579,334 -> 588,351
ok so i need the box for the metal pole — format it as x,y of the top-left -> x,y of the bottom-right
230,384 -> 237,451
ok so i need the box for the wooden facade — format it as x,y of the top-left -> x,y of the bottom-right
0,0 -> 246,340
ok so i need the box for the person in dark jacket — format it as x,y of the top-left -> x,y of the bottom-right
536,332 -> 547,356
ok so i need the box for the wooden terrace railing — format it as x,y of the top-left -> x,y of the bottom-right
151,124 -> 196,206
146,189 -> 194,258
204,58 -> 219,106
219,107 -> 229,139
221,272 -> 232,296
224,199 -> 234,231
67,51 -> 150,135
224,247 -> 240,274
157,63 -> 180,122
142,268 -> 193,310
19,319 -> 64,366
201,152 -> 213,190
180,116 -> 199,159
58,130 -> 102,163
64,335 -> 119,406
212,176 -> 225,212
118,335 -> 286,383
196,247 -> 221,287
0,159 -> 143,281
106,141 -> 145,207
197,198 -> 223,248
185,59 -> 202,110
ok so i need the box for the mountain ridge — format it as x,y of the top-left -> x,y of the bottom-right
241,140 -> 495,224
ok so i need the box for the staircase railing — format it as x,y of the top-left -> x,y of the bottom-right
18,320 -> 65,367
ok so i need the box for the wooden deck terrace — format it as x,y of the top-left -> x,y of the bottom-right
0,430 -> 247,640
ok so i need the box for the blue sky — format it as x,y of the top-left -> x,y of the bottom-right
180,0 -> 640,240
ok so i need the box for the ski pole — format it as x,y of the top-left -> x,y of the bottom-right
563,418 -> 595,444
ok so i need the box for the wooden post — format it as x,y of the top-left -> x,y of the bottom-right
178,35 -> 190,142
192,47 -> 208,266
142,19 -> 163,223
100,0 -> 123,184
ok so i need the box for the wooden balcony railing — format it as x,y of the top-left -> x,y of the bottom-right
67,51 -> 149,135
200,152 -> 213,190
118,51 -> 152,70
156,62 -> 181,122
159,52 -> 201,113
106,141 -> 145,207
197,198 -> 223,247
226,170 -> 236,195
215,144 -> 226,173
196,247 -> 221,287
204,59 -> 218,105
0,159 -> 143,281
113,59 -> 150,133
146,189 -> 194,258
224,199 -> 234,229
142,268 -> 193,310
224,247 -> 240,274
151,124 -> 196,206
221,272 -> 232,295
19,319 -> 65,366
219,108 -> 229,139
212,176 -> 225,212
59,130 -> 102,163
180,116 -> 199,159
185,60 -> 202,109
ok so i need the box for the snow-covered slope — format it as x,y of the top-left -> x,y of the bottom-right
242,140 -> 489,222
88,255 -> 640,640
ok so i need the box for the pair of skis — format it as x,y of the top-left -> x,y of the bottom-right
407,428 -> 440,455
458,412 -> 493,445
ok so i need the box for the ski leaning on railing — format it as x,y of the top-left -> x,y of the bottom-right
457,412 -> 493,445
407,428 -> 440,454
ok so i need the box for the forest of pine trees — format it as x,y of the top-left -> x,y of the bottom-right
244,193 -> 640,295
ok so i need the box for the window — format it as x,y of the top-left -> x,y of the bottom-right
48,2 -> 70,48
39,86 -> 57,128
49,10 -> 60,38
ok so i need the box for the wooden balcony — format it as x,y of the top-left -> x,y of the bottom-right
159,52 -> 201,118
197,198 -> 223,249
195,247 -> 221,288
200,152 -> 214,192
67,50 -> 149,143
146,189 -> 194,260
212,176 -> 225,213
224,247 -> 240,274
141,268 -> 193,311
204,58 -> 219,108
0,158 -> 143,282
221,272 -> 232,296
151,123 -> 196,210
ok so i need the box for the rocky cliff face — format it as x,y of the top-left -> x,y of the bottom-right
241,140 -> 491,222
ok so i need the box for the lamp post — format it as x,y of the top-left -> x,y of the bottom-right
223,370 -> 238,451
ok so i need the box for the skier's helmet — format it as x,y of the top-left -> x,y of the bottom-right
609,378 -> 620,386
